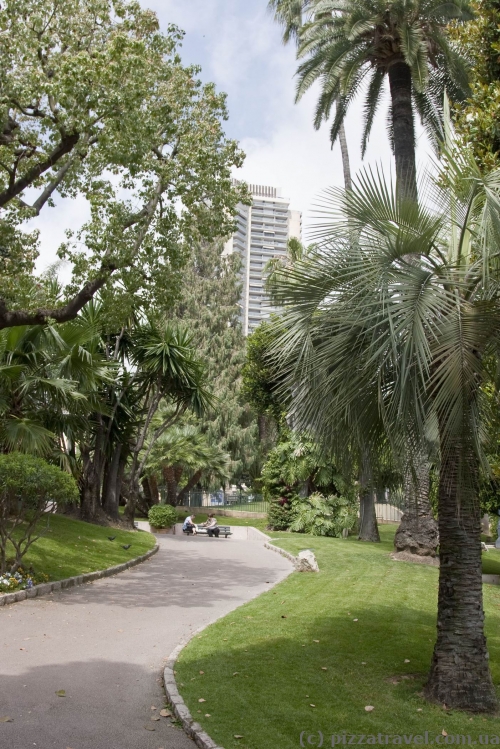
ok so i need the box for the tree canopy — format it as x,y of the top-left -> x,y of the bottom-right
0,0 -> 246,327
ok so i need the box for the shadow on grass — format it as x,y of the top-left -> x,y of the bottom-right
176,601 -> 500,749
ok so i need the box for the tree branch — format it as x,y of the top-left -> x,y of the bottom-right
0,262 -> 115,329
0,132 -> 80,208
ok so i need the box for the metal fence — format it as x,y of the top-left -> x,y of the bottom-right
163,487 -> 406,523
176,490 -> 270,515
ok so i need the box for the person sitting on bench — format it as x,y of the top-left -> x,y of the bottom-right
201,514 -> 220,538
182,514 -> 197,535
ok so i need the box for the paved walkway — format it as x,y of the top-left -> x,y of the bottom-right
0,533 -> 292,749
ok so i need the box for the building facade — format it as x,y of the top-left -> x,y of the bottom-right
224,182 -> 302,336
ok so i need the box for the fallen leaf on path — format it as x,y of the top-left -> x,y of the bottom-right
151,706 -> 157,710
151,716 -> 160,722
365,706 -> 374,712
144,725 -> 155,731
160,709 -> 171,718
55,690 -> 66,697
0,717 -> 13,722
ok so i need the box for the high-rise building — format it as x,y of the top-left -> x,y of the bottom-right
224,181 -> 302,336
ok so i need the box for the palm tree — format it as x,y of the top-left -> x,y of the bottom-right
267,151 -> 500,711
145,423 -> 230,506
0,318 -> 110,457
269,0 -> 472,198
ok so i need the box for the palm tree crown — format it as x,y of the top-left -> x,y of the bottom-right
270,0 -> 472,197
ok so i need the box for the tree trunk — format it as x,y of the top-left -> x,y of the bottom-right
338,120 -> 352,191
80,445 -> 103,522
358,489 -> 380,542
148,475 -> 159,505
424,442 -> 497,712
177,469 -> 203,506
395,452 -> 439,556
388,61 -> 417,201
102,444 -> 123,520
358,451 -> 380,542
163,466 -> 178,506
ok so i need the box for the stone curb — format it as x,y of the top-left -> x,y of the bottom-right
164,635 -> 224,749
264,541 -> 300,569
162,538 -> 297,749
0,544 -> 159,607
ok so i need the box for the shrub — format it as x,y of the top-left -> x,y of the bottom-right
148,504 -> 178,529
0,452 -> 78,574
289,492 -> 358,537
267,497 -> 296,531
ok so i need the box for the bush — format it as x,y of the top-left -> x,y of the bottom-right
289,492 -> 358,537
0,452 -> 78,575
148,504 -> 178,529
267,498 -> 296,531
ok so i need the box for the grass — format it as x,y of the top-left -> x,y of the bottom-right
175,526 -> 500,749
482,548 -> 500,575
4,514 -> 156,583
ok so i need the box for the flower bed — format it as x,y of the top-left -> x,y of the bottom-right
0,567 -> 49,593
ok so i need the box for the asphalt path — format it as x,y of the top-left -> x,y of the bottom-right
0,531 -> 292,749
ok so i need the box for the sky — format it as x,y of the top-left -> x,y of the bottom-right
33,0 -> 431,272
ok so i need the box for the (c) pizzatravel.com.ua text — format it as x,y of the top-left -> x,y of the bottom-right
299,733 -> 500,746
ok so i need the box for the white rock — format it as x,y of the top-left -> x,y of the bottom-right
297,549 -> 319,572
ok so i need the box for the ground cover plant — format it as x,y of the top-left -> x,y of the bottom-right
0,514 -> 155,588
175,527 -> 500,749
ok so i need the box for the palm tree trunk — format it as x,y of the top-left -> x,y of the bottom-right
358,450 -> 380,542
424,441 -> 497,712
394,452 -> 439,556
163,466 -> 178,506
338,120 -> 352,191
388,62 -> 417,201
176,469 -> 203,506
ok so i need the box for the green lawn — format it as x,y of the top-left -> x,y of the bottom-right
4,514 -> 156,583
176,526 -> 500,749
482,548 -> 500,575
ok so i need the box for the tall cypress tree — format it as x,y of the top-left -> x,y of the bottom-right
170,241 -> 259,486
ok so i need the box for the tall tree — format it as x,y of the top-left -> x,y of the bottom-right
0,0 -> 246,327
451,0 -> 500,170
269,0 -> 471,198
267,153 -> 500,711
170,240 -> 259,485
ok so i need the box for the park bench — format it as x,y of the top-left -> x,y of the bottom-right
183,524 -> 233,538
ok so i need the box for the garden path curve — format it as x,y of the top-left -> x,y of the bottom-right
0,530 -> 293,749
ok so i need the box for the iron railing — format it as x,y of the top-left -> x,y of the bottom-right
175,490 -> 269,515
